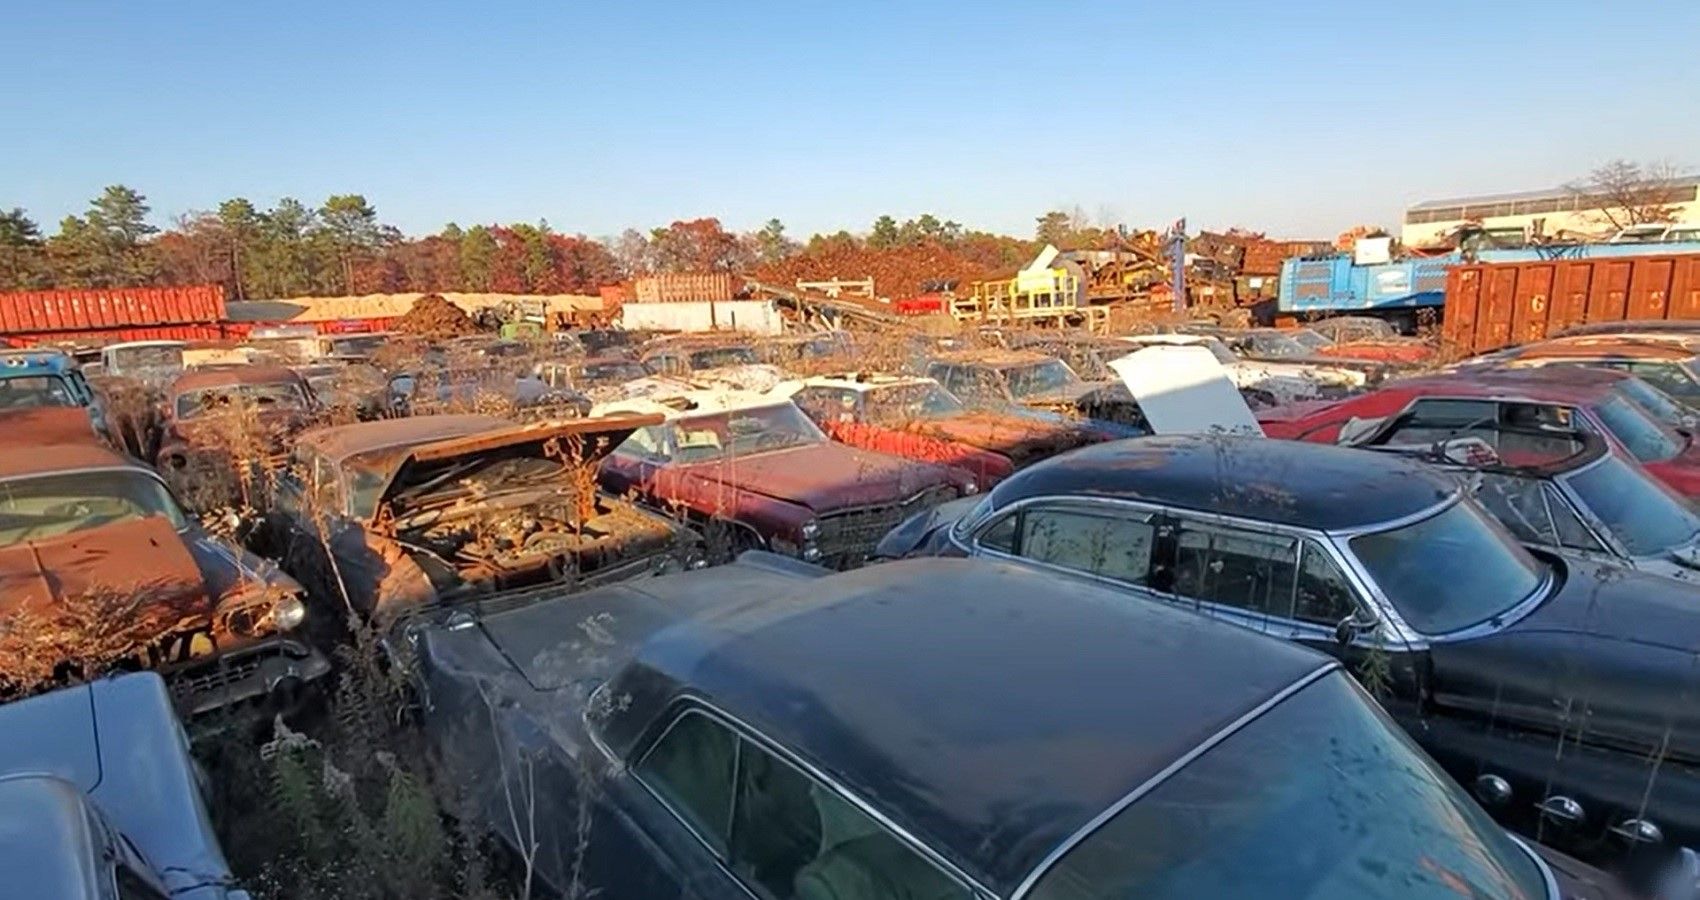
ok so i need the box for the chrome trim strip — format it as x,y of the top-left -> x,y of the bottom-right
1507,834 -> 1563,900
628,700 -> 992,899
1009,663 -> 1338,900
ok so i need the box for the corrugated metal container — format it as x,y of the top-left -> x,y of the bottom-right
1240,241 -> 1291,276
0,323 -> 233,349
0,285 -> 227,336
618,300 -> 783,334
1442,254 -> 1700,354
633,273 -> 736,304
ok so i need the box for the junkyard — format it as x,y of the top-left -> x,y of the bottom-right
9,6 -> 1700,898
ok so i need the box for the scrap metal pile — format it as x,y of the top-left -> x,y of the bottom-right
7,297 -> 1700,899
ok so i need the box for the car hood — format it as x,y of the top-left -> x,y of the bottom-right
1429,554 -> 1700,761
0,407 -> 99,448
377,413 -> 662,523
908,411 -> 1090,460
0,517 -> 207,677
676,441 -> 956,512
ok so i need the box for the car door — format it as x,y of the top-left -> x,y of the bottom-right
630,705 -> 979,900
1157,513 -> 1427,710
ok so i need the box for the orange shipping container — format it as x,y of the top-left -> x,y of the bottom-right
0,285 -> 227,336
1442,255 -> 1700,354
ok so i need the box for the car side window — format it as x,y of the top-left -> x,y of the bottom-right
975,513 -> 1018,553
1293,542 -> 1358,625
638,710 -> 972,900
1171,518 -> 1298,618
1472,472 -> 1604,553
621,425 -> 672,461
1015,507 -> 1156,586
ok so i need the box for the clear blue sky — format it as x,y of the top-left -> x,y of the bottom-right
3,1 -> 1695,241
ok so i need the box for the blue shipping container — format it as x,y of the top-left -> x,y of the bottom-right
1278,241 -> 1700,315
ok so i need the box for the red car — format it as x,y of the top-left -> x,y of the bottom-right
1260,367 -> 1700,497
594,390 -> 975,567
778,373 -> 1112,486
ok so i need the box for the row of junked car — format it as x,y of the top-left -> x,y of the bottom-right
9,318 -> 1700,897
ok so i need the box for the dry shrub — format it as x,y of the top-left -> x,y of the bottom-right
0,579 -> 202,700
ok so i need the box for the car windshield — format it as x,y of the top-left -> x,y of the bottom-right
579,361 -> 649,384
1565,454 -> 1700,556
1613,377 -> 1691,426
1290,329 -> 1333,350
1005,360 -> 1080,398
1246,333 -> 1310,357
1626,360 -> 1700,404
1590,394 -> 1681,462
0,469 -> 187,546
1350,500 -> 1545,634
176,382 -> 308,419
1026,671 -> 1547,900
328,335 -> 386,357
0,375 -> 77,409
864,382 -> 966,423
109,345 -> 183,372
669,402 -> 826,462
689,347 -> 759,369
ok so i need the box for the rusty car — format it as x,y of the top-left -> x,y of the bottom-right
385,366 -> 591,418
594,390 -> 975,567
0,350 -> 109,443
924,349 -> 1147,434
1259,367 -> 1700,499
155,365 -> 320,511
1470,335 -> 1700,411
776,372 -> 1111,486
271,414 -> 700,622
414,554 -> 1630,899
0,442 -> 327,716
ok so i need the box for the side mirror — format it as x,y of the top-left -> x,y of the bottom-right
1333,611 -> 1379,647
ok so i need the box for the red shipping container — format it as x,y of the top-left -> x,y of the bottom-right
0,285 -> 227,337
1442,255 -> 1700,354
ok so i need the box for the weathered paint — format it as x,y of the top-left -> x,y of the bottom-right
1443,254 -> 1700,354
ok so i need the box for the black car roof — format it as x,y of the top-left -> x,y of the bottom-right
986,435 -> 1456,531
592,557 -> 1332,894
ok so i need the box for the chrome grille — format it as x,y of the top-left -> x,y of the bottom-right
817,486 -> 957,563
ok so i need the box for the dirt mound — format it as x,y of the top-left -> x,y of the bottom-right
394,293 -> 480,337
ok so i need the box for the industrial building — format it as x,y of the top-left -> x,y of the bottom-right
1402,175 -> 1700,247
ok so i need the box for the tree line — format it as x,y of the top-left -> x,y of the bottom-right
0,186 -> 1102,299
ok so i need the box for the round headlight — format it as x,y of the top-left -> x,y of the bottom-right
800,519 -> 821,540
963,478 -> 979,495
273,594 -> 307,631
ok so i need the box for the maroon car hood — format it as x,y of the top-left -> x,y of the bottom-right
0,517 -> 207,674
674,441 -> 950,511
908,411 -> 1085,457
0,408 -> 98,448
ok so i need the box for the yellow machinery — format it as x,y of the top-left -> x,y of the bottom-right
950,245 -> 1109,331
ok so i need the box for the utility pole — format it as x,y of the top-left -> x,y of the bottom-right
1168,218 -> 1187,313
